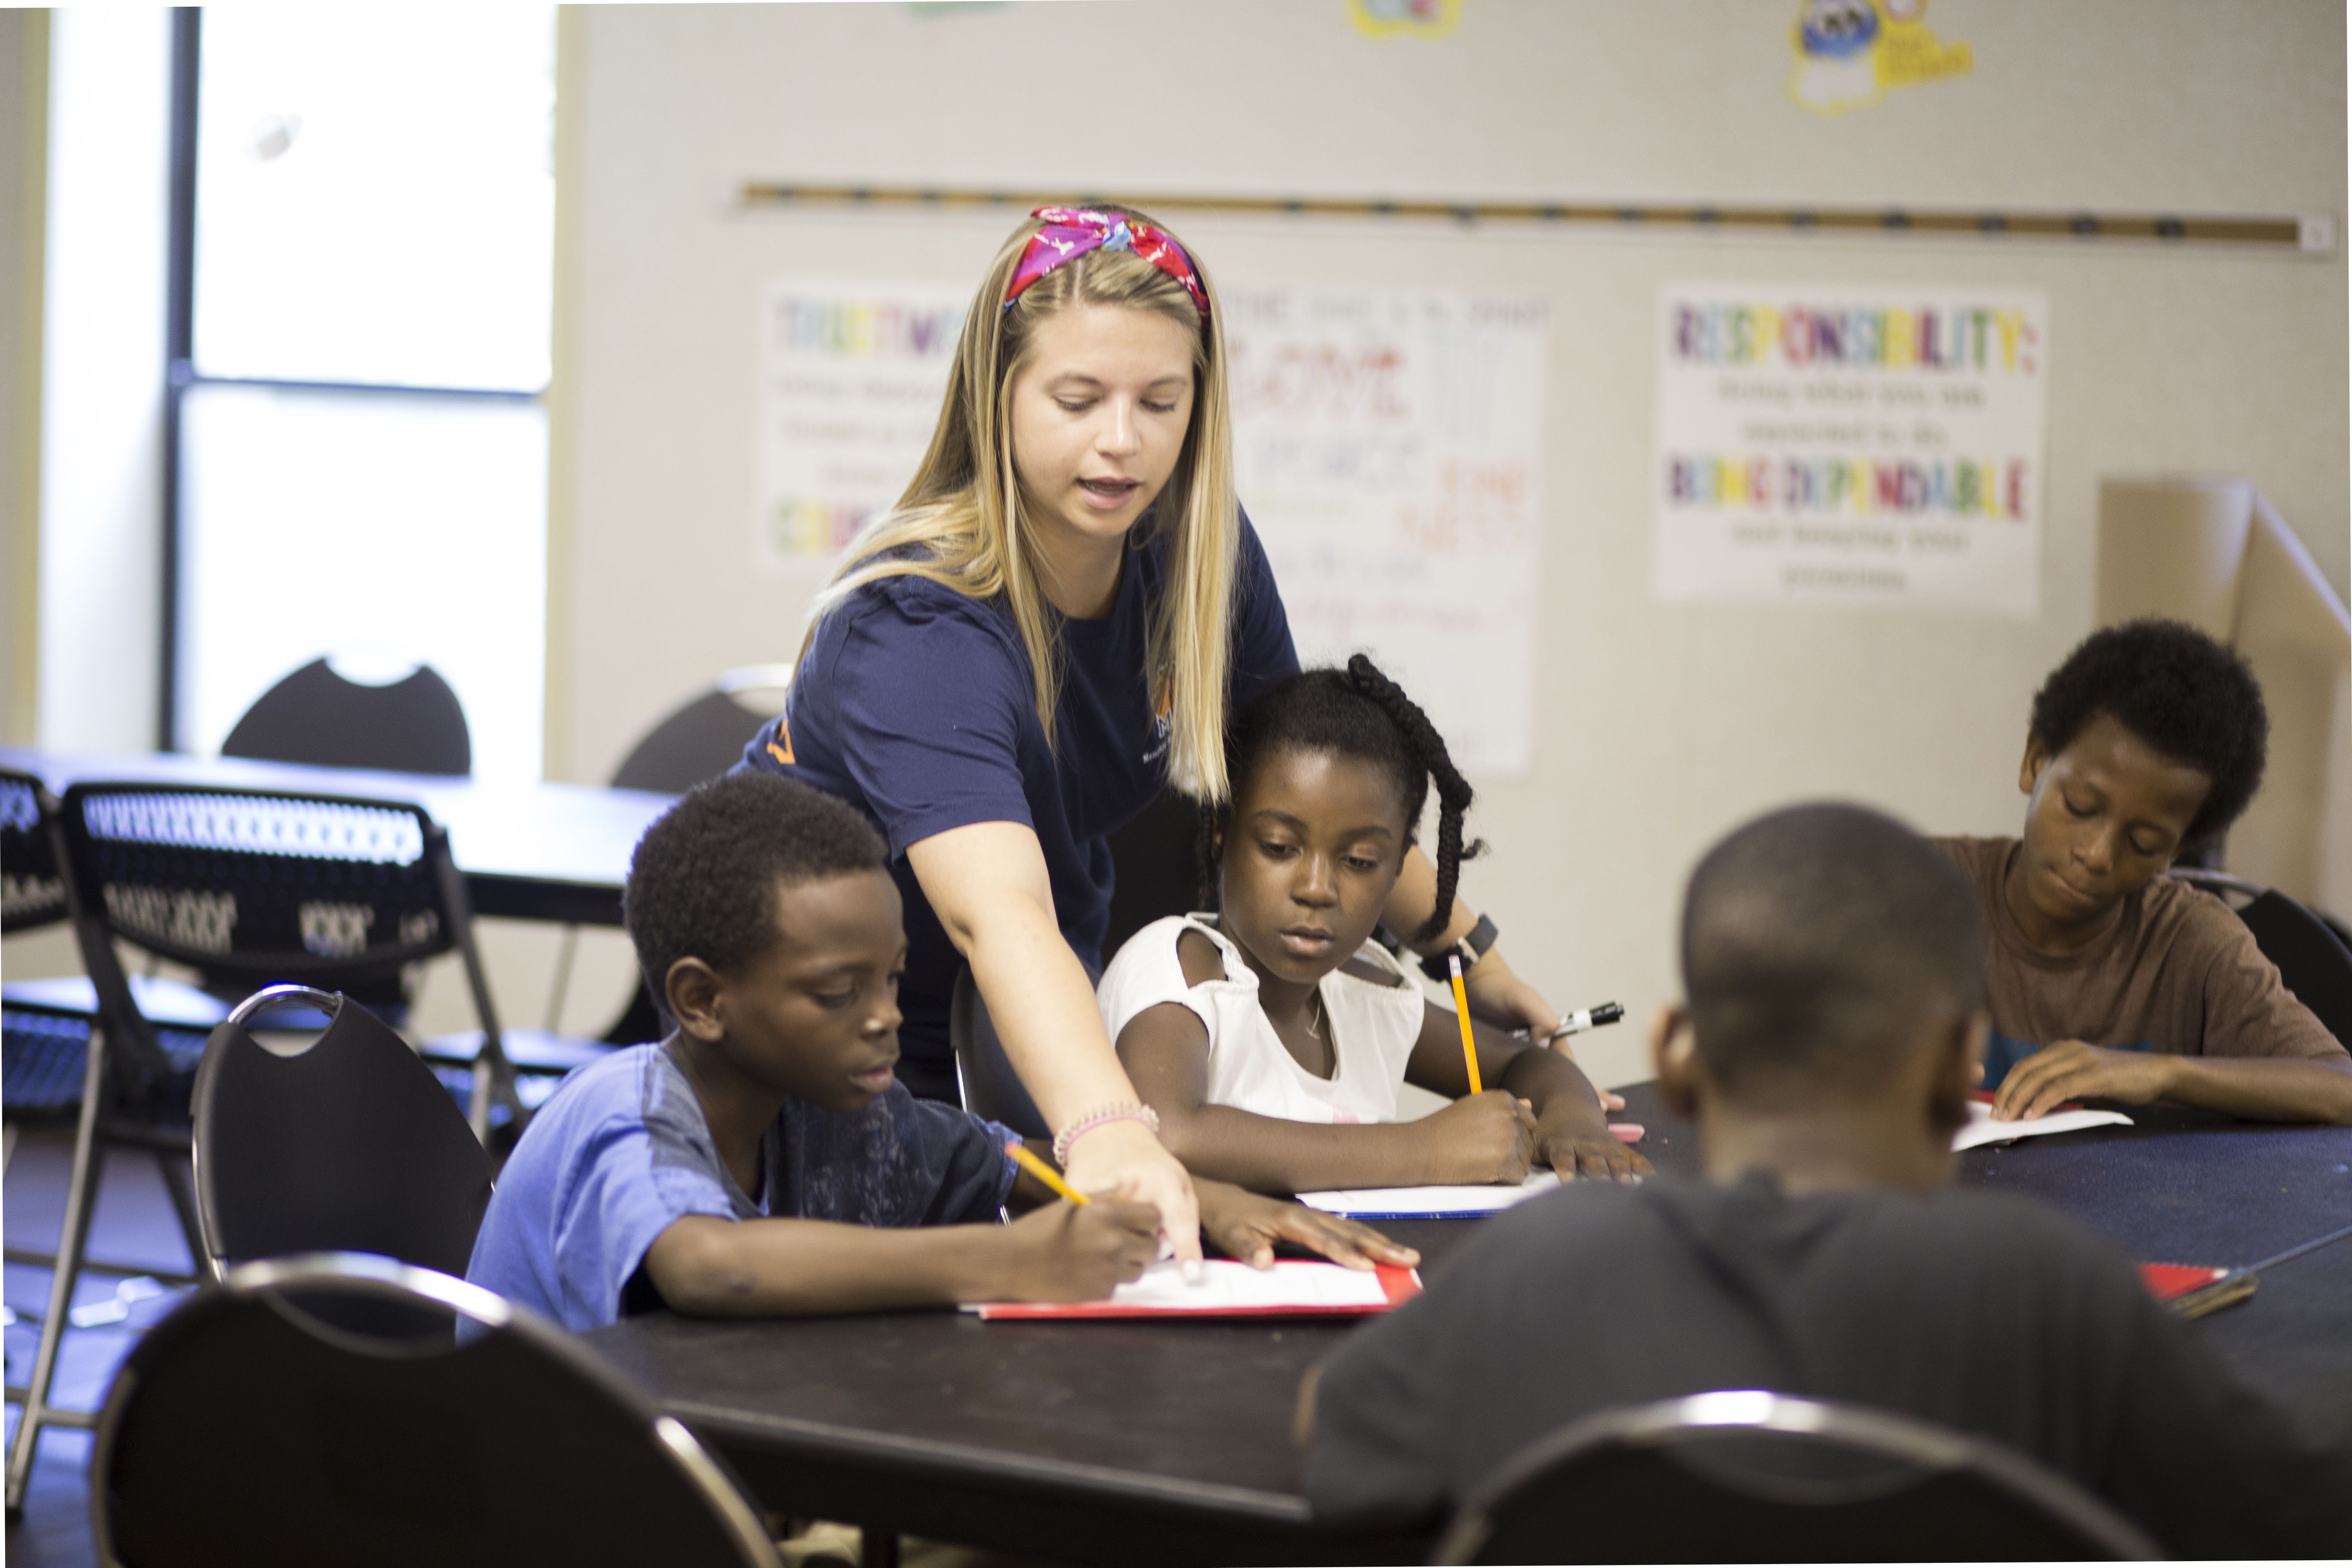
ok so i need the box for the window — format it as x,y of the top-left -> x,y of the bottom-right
169,5 -> 555,783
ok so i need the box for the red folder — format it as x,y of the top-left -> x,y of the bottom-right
2138,1262 -> 2258,1318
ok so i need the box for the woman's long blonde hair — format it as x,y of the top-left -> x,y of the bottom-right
798,206 -> 1242,803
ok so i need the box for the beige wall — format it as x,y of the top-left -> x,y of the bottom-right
0,10 -> 44,750
554,0 -> 2349,1085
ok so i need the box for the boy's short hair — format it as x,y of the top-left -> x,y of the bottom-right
624,772 -> 887,1003
2029,618 -> 2268,846
1681,803 -> 1984,1100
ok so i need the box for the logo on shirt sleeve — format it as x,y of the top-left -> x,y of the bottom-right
766,717 -> 796,767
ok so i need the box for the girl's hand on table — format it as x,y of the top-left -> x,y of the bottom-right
1062,1117 -> 1205,1269
1537,1120 -> 1650,1185
1463,953 -> 1627,1113
1194,1180 -> 1420,1272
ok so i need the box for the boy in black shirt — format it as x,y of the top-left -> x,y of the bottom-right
1302,803 -> 2351,1557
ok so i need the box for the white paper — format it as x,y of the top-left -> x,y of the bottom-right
1227,288 -> 1547,775
1952,1099 -> 2132,1152
1653,284 -> 2049,614
1296,1170 -> 1560,1218
1095,1259 -> 1393,1311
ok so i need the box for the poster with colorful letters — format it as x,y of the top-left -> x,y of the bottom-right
1653,284 -> 2048,614
756,281 -> 966,569
1227,287 -> 1547,775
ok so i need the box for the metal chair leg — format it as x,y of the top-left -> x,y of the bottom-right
5,1030 -> 109,1513
156,1149 -> 206,1280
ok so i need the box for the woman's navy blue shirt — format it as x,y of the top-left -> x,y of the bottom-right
739,518 -> 1298,1078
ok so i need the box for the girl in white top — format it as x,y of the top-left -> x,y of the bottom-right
1101,658 -> 1648,1194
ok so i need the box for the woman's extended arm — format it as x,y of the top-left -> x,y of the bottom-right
907,820 -> 1204,1262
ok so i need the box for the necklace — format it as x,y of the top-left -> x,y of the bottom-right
1303,989 -> 1328,1041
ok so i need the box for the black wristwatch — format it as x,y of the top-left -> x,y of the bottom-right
1418,914 -> 1500,982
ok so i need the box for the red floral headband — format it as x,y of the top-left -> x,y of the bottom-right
1004,206 -> 1210,321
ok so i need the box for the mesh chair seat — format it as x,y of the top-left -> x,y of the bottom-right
3,1010 -> 208,1119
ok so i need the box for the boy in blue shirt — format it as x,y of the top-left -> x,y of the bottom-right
468,772 -> 1410,1329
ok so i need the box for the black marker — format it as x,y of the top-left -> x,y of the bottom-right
1545,1002 -> 1625,1043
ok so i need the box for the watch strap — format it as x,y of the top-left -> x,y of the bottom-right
1418,913 -> 1500,982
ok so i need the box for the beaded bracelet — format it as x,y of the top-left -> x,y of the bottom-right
1051,1102 -> 1162,1169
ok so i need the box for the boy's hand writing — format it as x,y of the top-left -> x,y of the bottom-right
1416,1090 -> 1538,1185
998,1198 -> 1160,1302
1195,1179 -> 1421,1272
1992,1040 -> 2173,1121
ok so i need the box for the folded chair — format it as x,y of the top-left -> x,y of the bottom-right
91,1253 -> 783,1568
1434,1390 -> 2159,1563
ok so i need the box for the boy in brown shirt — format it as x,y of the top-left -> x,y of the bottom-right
1939,619 -> 2351,1125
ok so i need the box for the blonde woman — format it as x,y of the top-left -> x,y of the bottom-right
743,207 -> 1573,1261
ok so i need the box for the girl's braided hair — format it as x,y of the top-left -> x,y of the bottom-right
1197,654 -> 1483,942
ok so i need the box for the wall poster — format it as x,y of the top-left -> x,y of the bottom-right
1653,283 -> 2048,614
756,280 -> 965,569
1227,287 -> 1547,775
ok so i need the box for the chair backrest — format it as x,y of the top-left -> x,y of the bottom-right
949,964 -> 1048,1139
609,665 -> 796,795
1434,1390 -> 2160,1564
0,768 -> 69,934
2173,868 -> 2352,1050
1104,782 -> 1204,962
53,782 -> 501,1095
221,656 -> 473,776
92,1253 -> 784,1568
193,987 -> 495,1282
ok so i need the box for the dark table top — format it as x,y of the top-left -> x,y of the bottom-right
0,747 -> 675,927
590,1084 -> 2352,1565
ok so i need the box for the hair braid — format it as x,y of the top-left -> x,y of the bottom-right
1344,655 -> 1484,942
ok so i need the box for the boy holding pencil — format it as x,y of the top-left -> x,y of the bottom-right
466,773 -> 1409,1329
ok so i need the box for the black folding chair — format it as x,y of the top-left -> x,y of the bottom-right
221,655 -> 473,777
1433,1390 -> 2159,1563
5,782 -> 603,1507
90,1252 -> 784,1568
3,774 -> 219,1514
3,768 -> 226,1137
191,986 -> 494,1283
2172,867 -> 2352,1052
539,664 -> 795,1048
950,964 -> 1048,1136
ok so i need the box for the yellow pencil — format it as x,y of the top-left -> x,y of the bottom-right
1005,1139 -> 1090,1204
1449,954 -> 1483,1094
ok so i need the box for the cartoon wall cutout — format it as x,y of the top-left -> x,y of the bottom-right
1789,0 -> 1972,117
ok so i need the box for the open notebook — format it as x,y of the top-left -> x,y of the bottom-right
1296,1171 -> 1562,1220
966,1260 -> 1421,1320
1954,1095 -> 2133,1151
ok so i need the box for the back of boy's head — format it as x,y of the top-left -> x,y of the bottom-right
1210,654 -> 1482,941
2030,618 -> 2267,847
625,772 -> 887,1004
1681,803 -> 1983,1103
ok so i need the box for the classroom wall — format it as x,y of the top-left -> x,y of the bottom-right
0,9 -> 45,750
552,0 -> 2349,1086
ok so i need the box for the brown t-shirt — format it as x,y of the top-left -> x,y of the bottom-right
1935,836 -> 2346,1084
